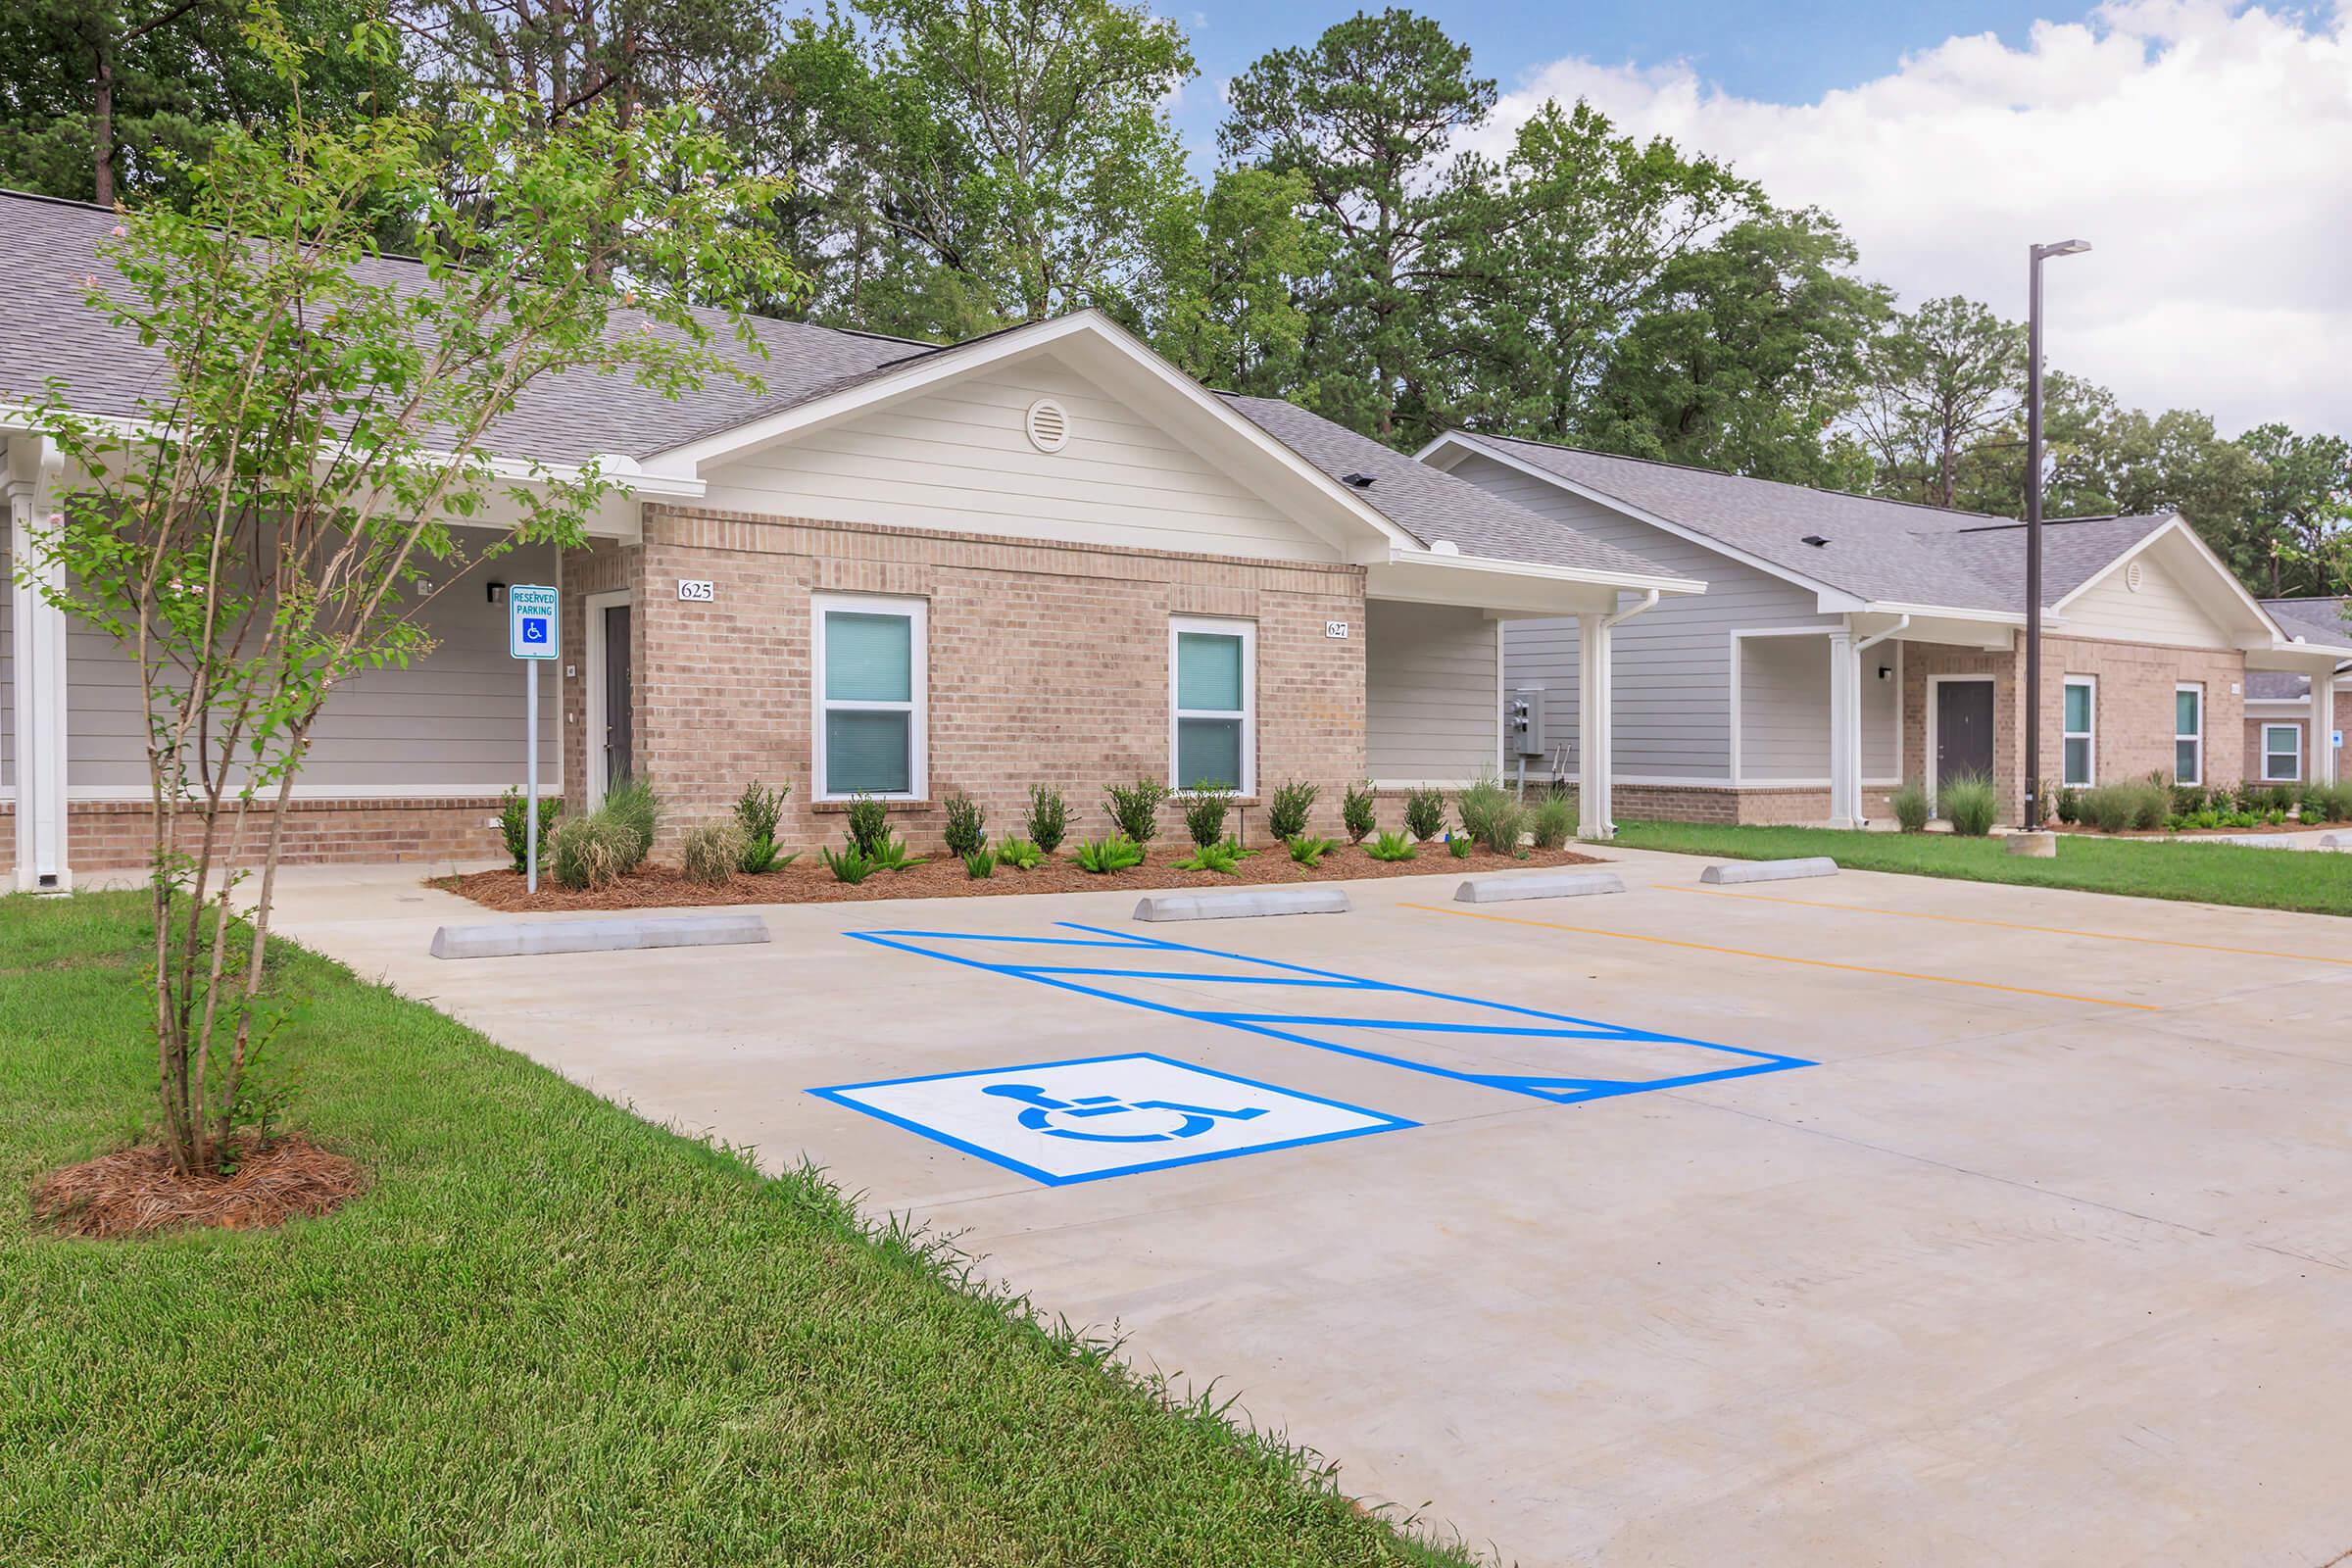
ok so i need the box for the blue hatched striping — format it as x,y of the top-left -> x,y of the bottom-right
851,922 -> 1809,1104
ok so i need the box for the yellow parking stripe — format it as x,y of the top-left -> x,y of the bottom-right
1667,885 -> 2352,966
1397,903 -> 2161,1011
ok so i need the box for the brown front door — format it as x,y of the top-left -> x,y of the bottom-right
603,603 -> 633,788
1936,679 -> 1994,795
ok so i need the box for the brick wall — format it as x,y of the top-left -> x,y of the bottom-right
2244,688 -> 2350,784
569,507 -> 1369,855
4,797 -> 506,872
2040,636 -> 2244,795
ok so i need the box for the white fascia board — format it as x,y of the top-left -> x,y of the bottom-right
1399,546 -> 1703,597
640,309 -> 1418,562
1419,431 -> 1860,608
2247,639 -> 2352,669
1859,599 -> 2030,626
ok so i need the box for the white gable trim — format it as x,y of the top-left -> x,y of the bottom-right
644,310 -> 1417,565
2051,515 -> 2279,648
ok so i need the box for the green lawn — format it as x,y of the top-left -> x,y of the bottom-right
0,893 -> 1463,1567
1610,821 -> 2352,916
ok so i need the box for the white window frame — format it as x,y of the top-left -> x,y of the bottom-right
811,593 -> 928,802
2262,722 -> 2303,783
2174,681 -> 2204,787
2061,675 -> 2096,789
1168,615 -> 1256,797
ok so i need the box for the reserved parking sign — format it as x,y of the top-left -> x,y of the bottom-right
508,584 -> 559,660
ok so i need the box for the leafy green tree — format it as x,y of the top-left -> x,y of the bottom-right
0,0 -> 402,205
1219,7 -> 1494,444
1443,99 -> 1766,444
1139,167 -> 1330,395
392,0 -> 770,131
2236,423 -> 2351,596
1853,296 -> 2028,508
762,0 -> 1196,338
1580,207 -> 1886,486
15,9 -> 799,1176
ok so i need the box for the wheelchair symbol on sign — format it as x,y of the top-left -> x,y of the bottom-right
982,1082 -> 1268,1144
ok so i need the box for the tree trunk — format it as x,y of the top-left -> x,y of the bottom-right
93,43 -> 115,207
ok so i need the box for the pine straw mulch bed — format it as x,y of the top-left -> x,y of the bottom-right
31,1133 -> 368,1239
435,840 -> 1602,912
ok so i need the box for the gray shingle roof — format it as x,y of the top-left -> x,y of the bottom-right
1458,434 -> 2175,613
0,188 -> 1682,588
1220,396 -> 1682,582
2263,597 -> 2352,649
2248,671 -> 2310,700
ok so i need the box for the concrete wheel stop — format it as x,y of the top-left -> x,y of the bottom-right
1453,870 -> 1626,905
1698,858 -> 1838,885
1132,887 -> 1351,922
430,912 -> 771,959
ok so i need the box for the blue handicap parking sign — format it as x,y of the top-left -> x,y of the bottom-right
520,615 -> 549,645
809,1053 -> 1409,1185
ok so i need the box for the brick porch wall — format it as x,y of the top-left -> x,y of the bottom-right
573,507 -> 1369,857
2240,688 -> 2348,785
3,797 -> 506,872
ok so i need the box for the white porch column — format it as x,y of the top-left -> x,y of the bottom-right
2316,667 -> 2339,788
1827,629 -> 1860,829
8,442 -> 72,892
1576,612 -> 1614,841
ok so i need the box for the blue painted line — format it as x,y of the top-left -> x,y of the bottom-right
806,1051 -> 1415,1187
850,922 -> 1812,1106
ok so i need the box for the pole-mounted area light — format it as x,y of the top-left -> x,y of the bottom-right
2023,238 -> 2091,832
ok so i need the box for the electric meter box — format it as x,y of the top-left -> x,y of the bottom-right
1506,686 -> 1546,757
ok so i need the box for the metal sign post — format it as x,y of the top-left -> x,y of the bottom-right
508,585 -> 561,893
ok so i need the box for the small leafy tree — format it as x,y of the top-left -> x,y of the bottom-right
14,11 -> 800,1176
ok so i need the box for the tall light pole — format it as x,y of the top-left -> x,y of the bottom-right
2024,237 -> 2091,832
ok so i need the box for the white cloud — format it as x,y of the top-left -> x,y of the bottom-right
1474,1 -> 2352,436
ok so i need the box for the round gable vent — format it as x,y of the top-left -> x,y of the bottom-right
1024,398 -> 1071,454
2125,560 -> 2144,593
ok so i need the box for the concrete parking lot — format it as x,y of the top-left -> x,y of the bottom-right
273,849 -> 2352,1567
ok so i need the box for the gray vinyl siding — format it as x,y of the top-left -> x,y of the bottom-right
1446,454 -> 1832,781
1738,634 -> 1831,779
65,534 -> 559,795
1365,599 -> 1498,783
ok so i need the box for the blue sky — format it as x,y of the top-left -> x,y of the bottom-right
1166,1 -> 2061,158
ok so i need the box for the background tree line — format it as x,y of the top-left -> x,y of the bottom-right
5,0 -> 2344,596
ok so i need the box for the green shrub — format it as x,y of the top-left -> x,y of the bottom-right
1446,833 -> 1471,858
2132,779 -> 2169,831
962,848 -> 996,879
2080,782 -> 2138,834
943,792 -> 986,858
1182,783 -> 1232,849
820,843 -> 873,884
1073,834 -> 1146,873
680,821 -> 746,886
1024,785 -> 1069,854
1454,773 -> 1527,856
1341,781 -> 1377,844
1287,834 -> 1338,867
2320,781 -> 2352,821
1103,779 -> 1170,844
2263,783 -> 2299,814
1267,780 -> 1319,842
1172,839 -> 1242,874
2055,786 -> 2082,825
844,794 -> 891,857
2170,782 -> 2207,817
550,815 -> 633,891
1889,781 -> 1931,833
868,834 -> 925,871
1402,786 -> 1446,841
498,785 -> 563,873
1529,788 -> 1576,850
1940,773 -> 1998,837
732,781 -> 794,873
599,776 -> 662,869
1364,829 -> 1416,862
995,836 -> 1044,870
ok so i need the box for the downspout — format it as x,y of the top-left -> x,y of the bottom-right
1846,614 -> 1909,825
1577,590 -> 1661,842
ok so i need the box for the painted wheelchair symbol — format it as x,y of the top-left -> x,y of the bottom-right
982,1082 -> 1268,1143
